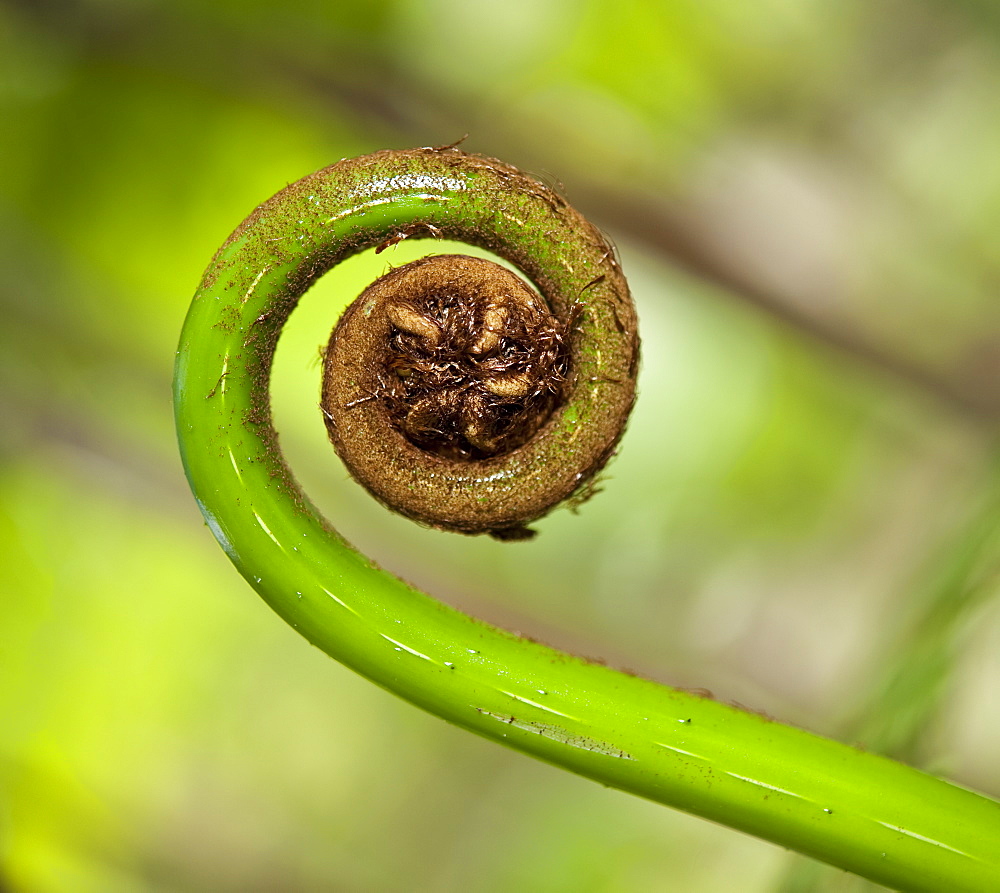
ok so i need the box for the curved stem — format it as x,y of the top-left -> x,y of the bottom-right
174,148 -> 1000,892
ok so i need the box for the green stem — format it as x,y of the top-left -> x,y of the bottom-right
174,148 -> 1000,892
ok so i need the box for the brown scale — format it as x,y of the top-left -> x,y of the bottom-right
379,278 -> 569,459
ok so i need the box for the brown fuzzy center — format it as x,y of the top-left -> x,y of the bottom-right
375,258 -> 569,459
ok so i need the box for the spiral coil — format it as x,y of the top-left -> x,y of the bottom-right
174,148 -> 1000,891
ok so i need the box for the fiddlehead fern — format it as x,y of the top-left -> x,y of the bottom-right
174,148 -> 1000,891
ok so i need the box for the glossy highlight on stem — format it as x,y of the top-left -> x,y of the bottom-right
174,148 -> 1000,891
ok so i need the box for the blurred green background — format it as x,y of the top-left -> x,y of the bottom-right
2,0 -> 1000,890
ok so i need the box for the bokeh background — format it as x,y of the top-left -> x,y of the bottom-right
3,1 -> 1000,890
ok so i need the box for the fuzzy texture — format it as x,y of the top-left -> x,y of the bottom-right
326,256 -> 568,461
